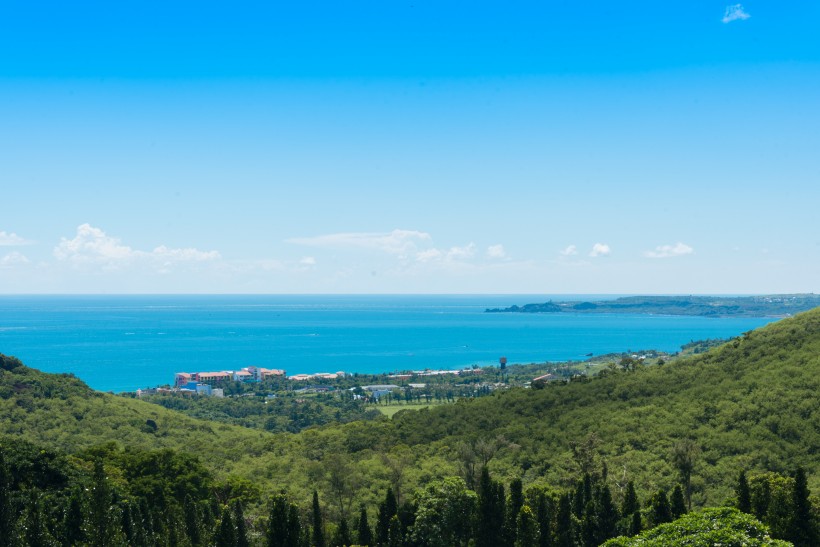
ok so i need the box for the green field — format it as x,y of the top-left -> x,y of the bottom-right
374,401 -> 445,417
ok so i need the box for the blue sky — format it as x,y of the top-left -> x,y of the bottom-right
1,1 -> 818,293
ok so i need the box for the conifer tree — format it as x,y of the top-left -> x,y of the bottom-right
788,467 -> 817,547
234,501 -> 250,547
356,505 -> 373,547
387,515 -> 401,547
477,468 -> 505,547
736,470 -> 751,514
312,491 -> 326,547
628,510 -> 642,536
506,478 -> 524,546
24,491 -> 57,547
139,498 -> 156,547
88,459 -> 122,547
334,517 -> 351,547
214,506 -> 236,547
62,489 -> 86,547
515,505 -> 539,547
670,485 -> 687,519
595,483 -> 619,544
647,490 -> 673,528
555,494 -> 574,547
268,492 -> 301,547
621,481 -> 639,517
119,501 -> 136,547
0,451 -> 14,547
535,492 -> 552,547
572,479 -> 586,520
581,500 -> 596,547
184,494 -> 203,546
376,487 -> 397,546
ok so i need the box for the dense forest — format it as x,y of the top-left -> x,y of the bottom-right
1,306 -> 818,545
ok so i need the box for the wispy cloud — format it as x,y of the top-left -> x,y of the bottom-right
589,243 -> 611,258
415,243 -> 477,263
560,245 -> 578,257
288,229 -> 432,257
0,251 -> 30,268
0,231 -> 32,246
54,224 -> 220,270
644,242 -> 694,258
486,244 -> 507,260
722,4 -> 750,23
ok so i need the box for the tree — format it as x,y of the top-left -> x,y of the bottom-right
787,467 -> 817,547
534,491 -> 552,547
555,494 -> 574,547
411,477 -> 477,547
387,515 -> 402,547
505,478 -> 524,546
671,440 -> 700,510
325,455 -> 358,522
0,450 -> 16,547
736,471 -> 751,514
62,490 -> 86,547
184,494 -> 204,546
477,467 -> 505,547
88,459 -> 122,547
670,485 -> 687,520
647,490 -> 673,528
515,505 -> 539,547
357,505 -> 373,547
628,511 -> 642,537
602,507 -> 791,546
234,501 -> 250,547
621,481 -> 639,517
214,506 -> 236,547
376,487 -> 397,546
268,492 -> 301,547
24,491 -> 58,547
596,482 -> 619,544
312,491 -> 326,547
333,517 -> 351,547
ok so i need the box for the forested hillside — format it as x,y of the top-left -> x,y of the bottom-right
0,307 -> 818,545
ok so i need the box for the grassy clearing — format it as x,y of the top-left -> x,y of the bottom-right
373,402 -> 444,417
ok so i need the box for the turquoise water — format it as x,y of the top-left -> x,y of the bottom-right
0,295 -> 776,392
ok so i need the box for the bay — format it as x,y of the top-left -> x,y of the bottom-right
0,294 -> 775,392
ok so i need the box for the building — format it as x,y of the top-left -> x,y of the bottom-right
195,371 -> 232,384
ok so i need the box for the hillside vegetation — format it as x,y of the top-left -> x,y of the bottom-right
0,306 -> 818,543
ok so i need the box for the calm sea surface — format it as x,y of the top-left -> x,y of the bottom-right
0,295 -> 776,392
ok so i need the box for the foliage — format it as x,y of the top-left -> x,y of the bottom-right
603,507 -> 792,546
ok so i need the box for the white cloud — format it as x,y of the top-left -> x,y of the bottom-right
644,242 -> 694,259
0,231 -> 32,246
299,256 -> 317,266
54,224 -> 220,270
589,243 -> 611,257
722,4 -> 750,23
486,244 -> 507,260
446,243 -> 477,260
415,248 -> 443,262
0,251 -> 30,268
288,229 -> 432,257
415,243 -> 477,263
560,245 -> 578,257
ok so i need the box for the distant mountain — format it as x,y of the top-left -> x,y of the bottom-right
486,294 -> 820,317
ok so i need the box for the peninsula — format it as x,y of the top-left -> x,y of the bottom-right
485,293 -> 820,317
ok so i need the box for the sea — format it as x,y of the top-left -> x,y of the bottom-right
0,295 -> 777,393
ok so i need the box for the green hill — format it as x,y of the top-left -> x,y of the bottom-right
1,306 -> 819,510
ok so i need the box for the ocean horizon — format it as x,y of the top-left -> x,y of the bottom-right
0,294 -> 776,392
